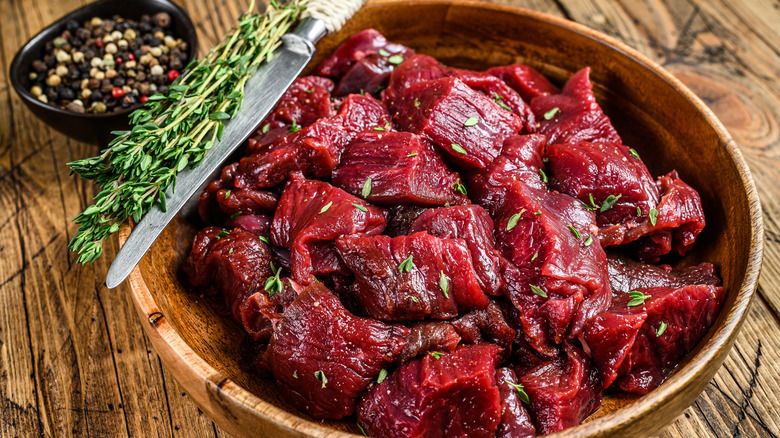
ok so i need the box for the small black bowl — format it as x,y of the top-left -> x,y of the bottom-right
9,0 -> 198,145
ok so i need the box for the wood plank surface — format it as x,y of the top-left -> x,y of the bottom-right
0,0 -> 778,437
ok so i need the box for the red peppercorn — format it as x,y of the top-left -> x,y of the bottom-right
167,70 -> 180,81
95,40 -> 103,48
112,87 -> 125,99
115,56 -> 123,64
140,95 -> 148,103
128,53 -> 135,61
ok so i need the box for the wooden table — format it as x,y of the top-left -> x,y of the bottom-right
1,0 -> 778,436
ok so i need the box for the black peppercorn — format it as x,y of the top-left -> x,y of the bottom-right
58,87 -> 76,101
66,19 -> 80,33
90,90 -> 103,101
113,78 -> 125,87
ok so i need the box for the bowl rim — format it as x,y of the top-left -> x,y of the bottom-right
8,0 -> 198,120
120,0 -> 765,436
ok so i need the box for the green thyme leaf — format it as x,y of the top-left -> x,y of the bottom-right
398,255 -> 415,273
629,148 -> 641,160
451,143 -> 468,154
406,152 -> 419,157
378,48 -> 390,56
320,201 -> 333,214
453,181 -> 468,195
314,370 -> 327,388
507,209 -> 525,231
362,177 -> 372,198
530,284 -> 547,298
464,116 -> 479,127
388,54 -> 404,64
539,169 -> 548,184
429,352 -> 444,359
377,368 -> 388,384
627,290 -> 652,307
600,194 -> 622,212
353,203 -> 368,212
544,107 -> 560,120
508,381 -> 530,404
568,224 -> 581,239
439,271 -> 450,299
656,321 -> 667,337
583,234 -> 593,246
649,208 -> 659,226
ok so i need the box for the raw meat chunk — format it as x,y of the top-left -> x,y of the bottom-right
316,28 -> 414,79
582,308 -> 647,388
183,227 -> 279,341
607,284 -> 725,394
357,344 -> 504,438
606,251 -> 721,293
398,321 -> 462,362
197,162 -> 278,224
530,67 -> 621,145
333,54 -> 393,97
518,344 -> 602,434
547,141 -> 660,227
336,93 -> 393,134
451,299 -> 516,352
494,181 -> 611,349
224,213 -> 271,236
394,77 -> 524,169
488,64 -> 561,102
495,367 -> 536,438
332,131 -> 468,206
382,54 -> 445,106
409,205 -> 502,295
384,204 -> 431,237
265,283 -> 408,419
271,173 -> 388,285
335,232 -> 488,321
466,134 -> 548,215
599,170 -> 706,261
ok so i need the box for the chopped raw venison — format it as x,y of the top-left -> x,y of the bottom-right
184,227 -> 282,342
466,134 -> 548,215
599,170 -> 706,262
236,117 -> 349,189
335,231 -> 488,321
357,344 -> 504,438
398,321 -> 462,362
271,173 -> 388,285
224,213 -> 271,236
450,299 -> 517,352
494,180 -> 611,350
606,250 -> 721,293
235,94 -> 392,190
315,28 -> 414,79
495,367 -> 536,438
197,162 -> 278,225
585,284 -> 725,393
445,68 -> 536,132
264,282 -> 409,419
530,67 -> 621,145
487,64 -> 561,102
394,77 -> 524,169
409,205 -> 502,295
382,55 -> 535,131
384,204 -> 430,237
333,54 -> 394,97
517,343 -> 602,435
332,131 -> 469,206
382,54 -> 446,106
546,141 -> 660,227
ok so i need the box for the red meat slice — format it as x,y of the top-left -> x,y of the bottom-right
606,251 -> 721,293
409,205 -> 502,295
487,64 -> 561,102
332,131 -> 468,206
382,54 -> 446,106
264,283 -> 409,419
494,181 -> 611,347
398,321 -> 462,362
592,284 -> 726,394
451,299 -> 517,352
466,134 -> 548,215
530,67 -> 621,145
599,170 -> 706,262
384,204 -> 431,237
197,162 -> 279,225
357,344 -> 504,438
495,367 -> 537,438
517,343 -> 602,434
183,227 -> 282,342
315,28 -> 414,79
547,141 -> 660,227
394,77 -> 524,169
333,54 -> 393,97
271,173 -> 388,285
335,232 -> 488,321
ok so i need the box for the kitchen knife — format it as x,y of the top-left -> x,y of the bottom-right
106,1 -> 364,288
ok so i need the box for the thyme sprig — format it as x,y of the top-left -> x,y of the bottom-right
68,0 -> 307,264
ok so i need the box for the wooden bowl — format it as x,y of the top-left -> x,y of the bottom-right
120,1 -> 764,436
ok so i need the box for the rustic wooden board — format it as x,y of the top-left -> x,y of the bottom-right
0,0 -> 777,437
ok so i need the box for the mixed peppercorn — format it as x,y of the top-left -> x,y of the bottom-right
27,12 -> 188,114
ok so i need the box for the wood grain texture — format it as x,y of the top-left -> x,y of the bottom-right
0,1 -> 776,438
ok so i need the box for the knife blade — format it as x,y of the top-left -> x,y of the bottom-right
106,18 -> 328,289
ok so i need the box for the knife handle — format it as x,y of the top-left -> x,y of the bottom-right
303,0 -> 367,33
